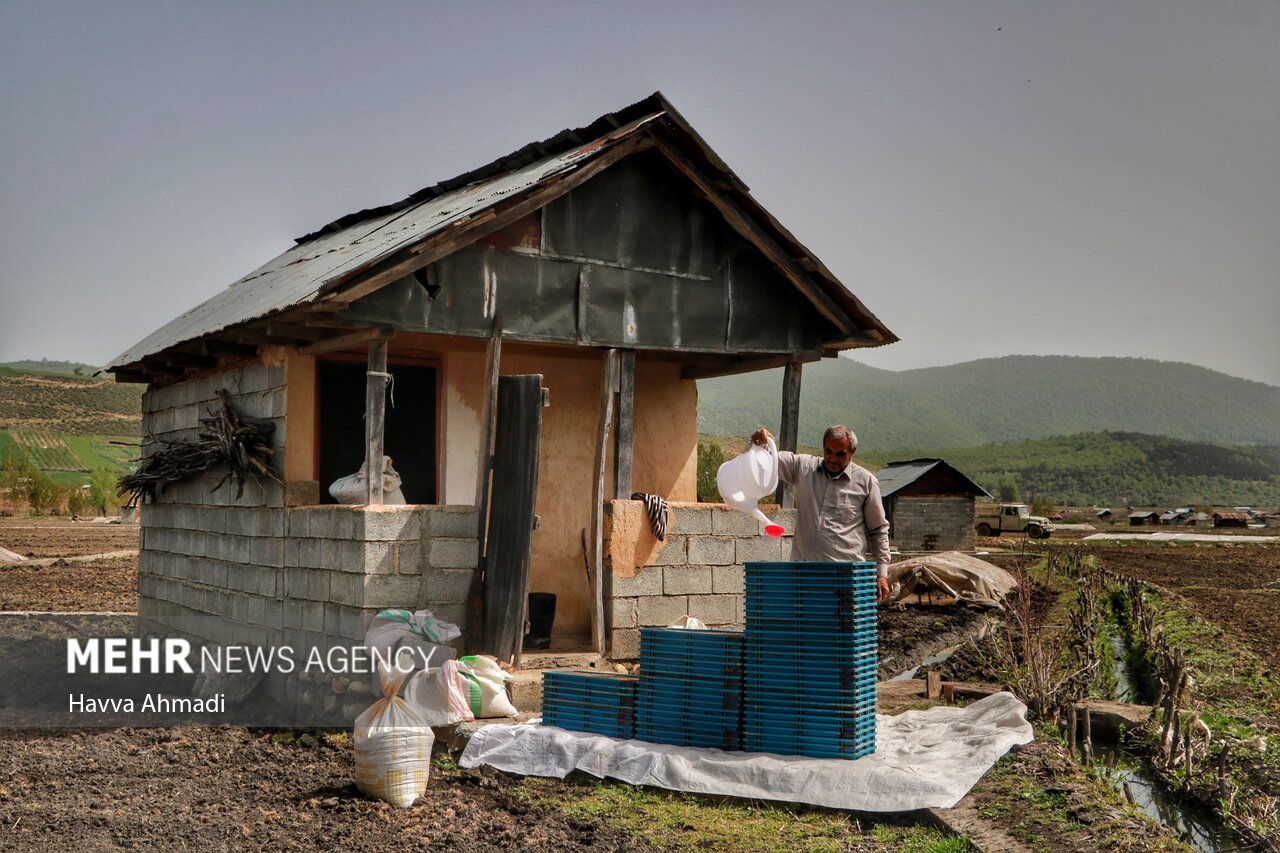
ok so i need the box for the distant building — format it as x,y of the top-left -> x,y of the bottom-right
874,459 -> 991,552
1129,511 -> 1161,526
1096,508 -> 1113,521
1213,512 -> 1249,528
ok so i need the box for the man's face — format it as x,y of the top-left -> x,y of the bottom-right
822,435 -> 853,475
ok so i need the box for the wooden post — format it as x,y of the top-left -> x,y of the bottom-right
1068,704 -> 1078,756
926,670 -> 942,700
777,360 -> 802,509
941,683 -> 955,704
590,350 -> 618,658
1082,706 -> 1094,764
613,350 -> 635,500
364,340 -> 389,505
465,316 -> 502,654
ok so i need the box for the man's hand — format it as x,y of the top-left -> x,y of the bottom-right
877,577 -> 890,602
751,428 -> 773,446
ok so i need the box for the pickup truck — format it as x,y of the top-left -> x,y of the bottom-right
975,503 -> 1052,539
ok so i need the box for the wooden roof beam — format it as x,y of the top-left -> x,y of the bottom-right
299,327 -> 396,356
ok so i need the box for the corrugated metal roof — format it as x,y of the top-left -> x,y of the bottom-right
107,113 -> 660,370
108,92 -> 898,372
873,458 -> 990,499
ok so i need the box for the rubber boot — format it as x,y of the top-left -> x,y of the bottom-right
523,592 -> 557,650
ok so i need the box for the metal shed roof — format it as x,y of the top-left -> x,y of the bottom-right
874,458 -> 991,499
107,93 -> 897,375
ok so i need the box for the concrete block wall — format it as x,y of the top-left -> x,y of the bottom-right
891,496 -> 975,552
604,504 -> 797,659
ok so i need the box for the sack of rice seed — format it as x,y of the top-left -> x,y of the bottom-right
353,667 -> 434,808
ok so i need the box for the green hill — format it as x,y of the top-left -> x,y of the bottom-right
0,368 -> 142,437
0,359 -> 102,377
855,432 -> 1280,507
698,355 -> 1280,450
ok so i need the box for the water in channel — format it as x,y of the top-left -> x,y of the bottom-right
1100,628 -> 1236,853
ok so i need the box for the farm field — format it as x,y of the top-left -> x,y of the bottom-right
4,519 -> 1263,849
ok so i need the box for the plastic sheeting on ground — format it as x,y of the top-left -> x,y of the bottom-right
460,692 -> 1033,812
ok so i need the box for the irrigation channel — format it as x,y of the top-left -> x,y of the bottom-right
1099,627 -> 1236,852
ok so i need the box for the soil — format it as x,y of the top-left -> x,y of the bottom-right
1061,542 -> 1280,672
0,518 -> 1207,851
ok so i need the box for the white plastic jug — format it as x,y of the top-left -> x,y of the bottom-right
716,436 -> 785,537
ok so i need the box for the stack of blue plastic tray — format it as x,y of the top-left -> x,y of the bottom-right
541,670 -> 638,739
742,561 -> 879,759
635,627 -> 744,750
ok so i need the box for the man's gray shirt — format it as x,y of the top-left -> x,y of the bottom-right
776,452 -> 891,578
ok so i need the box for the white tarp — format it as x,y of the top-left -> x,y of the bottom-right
460,692 -> 1033,812
886,551 -> 1018,608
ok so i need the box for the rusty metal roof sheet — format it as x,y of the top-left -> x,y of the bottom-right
108,92 -> 897,372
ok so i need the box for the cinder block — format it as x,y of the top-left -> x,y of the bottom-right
250,536 -> 284,569
608,565 -> 661,597
329,571 -> 362,607
320,538 -> 360,571
362,542 -> 395,575
429,602 -> 467,630
670,506 -> 713,535
651,536 -> 688,566
736,536 -> 791,564
609,628 -> 640,659
663,565 -> 713,595
712,565 -> 744,594
687,536 -> 736,566
329,509 -> 357,541
712,508 -> 761,536
283,599 -> 305,630
422,506 -> 480,538
606,597 -> 637,629
687,594 -> 737,626
302,600 -> 326,633
287,509 -> 311,539
358,507 -> 420,541
420,568 -> 474,603
637,595 -> 689,627
426,537 -> 478,570
361,575 -> 422,610
767,508 -> 798,534
394,541 -> 422,575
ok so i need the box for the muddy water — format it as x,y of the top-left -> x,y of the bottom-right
1101,628 -> 1236,853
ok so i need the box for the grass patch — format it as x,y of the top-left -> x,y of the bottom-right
515,776 -> 963,852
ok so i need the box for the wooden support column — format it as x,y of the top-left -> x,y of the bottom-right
777,360 -> 802,509
364,340 -> 390,505
591,349 -> 618,658
613,350 -> 635,500
465,316 -> 503,653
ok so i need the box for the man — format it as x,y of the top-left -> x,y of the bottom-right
752,425 -> 891,601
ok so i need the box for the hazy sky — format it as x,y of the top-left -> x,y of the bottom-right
2,1 -> 1277,385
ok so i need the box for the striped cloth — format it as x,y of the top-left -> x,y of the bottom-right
631,492 -> 668,541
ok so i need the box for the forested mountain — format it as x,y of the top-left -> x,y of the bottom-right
856,432 -> 1280,507
697,355 -> 1280,450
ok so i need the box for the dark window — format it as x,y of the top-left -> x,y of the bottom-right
317,360 -> 438,504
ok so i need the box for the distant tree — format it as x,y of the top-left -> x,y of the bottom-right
89,466 -> 121,515
25,469 -> 59,515
67,487 -> 90,516
697,441 -> 727,502
999,475 -> 1020,502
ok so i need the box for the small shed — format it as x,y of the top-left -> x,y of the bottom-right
1129,511 -> 1161,526
874,459 -> 990,552
1213,512 -> 1249,528
1096,509 -> 1113,521
105,93 -> 897,685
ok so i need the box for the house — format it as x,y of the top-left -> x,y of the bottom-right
873,459 -> 990,552
1129,511 -> 1161,526
1096,509 -> 1113,521
1213,512 -> 1249,528
106,93 -> 897,692
1185,512 -> 1212,525
1159,509 -> 1190,525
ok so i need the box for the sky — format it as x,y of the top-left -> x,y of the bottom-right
1,1 -> 1277,386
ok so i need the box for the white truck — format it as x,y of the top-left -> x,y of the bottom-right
975,503 -> 1052,539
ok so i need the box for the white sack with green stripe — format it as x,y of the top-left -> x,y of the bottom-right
455,655 -> 518,718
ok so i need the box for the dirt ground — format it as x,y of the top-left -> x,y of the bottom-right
0,518 -> 1213,851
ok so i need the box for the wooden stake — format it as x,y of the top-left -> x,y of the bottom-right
590,350 -> 618,658
364,340 -> 389,505
1068,704 -> 1078,756
1082,706 -> 1094,764
926,670 -> 942,700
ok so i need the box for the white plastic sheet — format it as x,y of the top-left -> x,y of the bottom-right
460,692 -> 1033,812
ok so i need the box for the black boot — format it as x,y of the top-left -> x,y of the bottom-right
523,592 -> 556,650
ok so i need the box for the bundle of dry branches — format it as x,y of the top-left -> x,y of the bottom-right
118,389 -> 282,506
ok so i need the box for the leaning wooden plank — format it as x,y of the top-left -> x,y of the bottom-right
614,350 -> 635,500
591,350 -> 618,657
